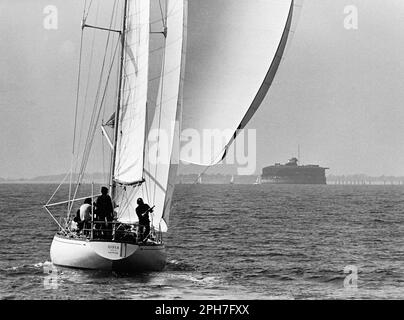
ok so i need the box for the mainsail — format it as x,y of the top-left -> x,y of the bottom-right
115,0 -> 187,232
181,0 -> 296,165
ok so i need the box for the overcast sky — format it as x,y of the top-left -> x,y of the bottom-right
1,0 -> 404,179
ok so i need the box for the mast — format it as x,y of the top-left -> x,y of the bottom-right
111,0 -> 128,201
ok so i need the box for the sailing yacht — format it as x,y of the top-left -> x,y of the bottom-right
44,0 -> 187,272
230,175 -> 234,184
43,0 -> 299,272
254,176 -> 262,185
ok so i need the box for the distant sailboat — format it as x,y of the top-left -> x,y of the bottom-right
196,174 -> 202,184
254,176 -> 262,185
43,0 -> 187,272
230,175 -> 234,184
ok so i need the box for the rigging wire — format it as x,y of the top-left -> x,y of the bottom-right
72,0 -> 90,156
70,0 -> 120,207
84,0 -> 95,21
101,0 -> 121,185
102,128 -> 106,183
76,0 -> 118,178
68,0 -> 89,214
79,0 -> 118,169
76,0 -> 101,174
158,0 -> 166,28
71,38 -> 121,206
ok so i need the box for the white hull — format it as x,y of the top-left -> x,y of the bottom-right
50,234 -> 166,272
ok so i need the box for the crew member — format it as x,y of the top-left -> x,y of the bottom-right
95,187 -> 114,238
80,198 -> 93,234
135,198 -> 152,242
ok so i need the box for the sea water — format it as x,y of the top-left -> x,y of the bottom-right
0,183 -> 403,299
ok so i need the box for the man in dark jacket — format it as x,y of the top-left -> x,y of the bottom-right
135,198 -> 153,242
95,187 -> 114,238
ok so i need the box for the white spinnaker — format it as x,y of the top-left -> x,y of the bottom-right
117,0 -> 186,232
114,0 -> 150,184
180,0 -> 295,165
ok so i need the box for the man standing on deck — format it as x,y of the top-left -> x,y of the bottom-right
95,187 -> 114,237
135,198 -> 153,242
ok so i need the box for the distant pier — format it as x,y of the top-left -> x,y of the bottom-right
327,176 -> 404,185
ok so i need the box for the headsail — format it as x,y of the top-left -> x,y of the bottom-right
115,0 -> 187,232
114,0 -> 150,185
181,0 -> 296,165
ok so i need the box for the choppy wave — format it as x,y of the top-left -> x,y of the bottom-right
165,259 -> 197,272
